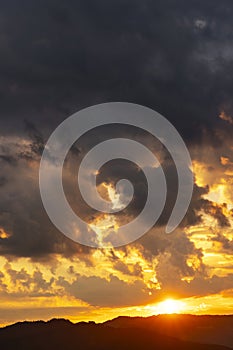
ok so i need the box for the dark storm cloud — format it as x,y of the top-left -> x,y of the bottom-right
0,0 -> 233,141
0,180 -> 91,259
21,120 -> 45,158
1,0 -> 233,259
0,122 -> 229,258
0,121 -> 44,164
0,138 -> 92,258
0,154 -> 16,165
184,184 -> 230,228
63,125 -> 227,232
0,176 -> 7,187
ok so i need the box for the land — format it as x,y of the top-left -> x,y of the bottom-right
0,314 -> 232,350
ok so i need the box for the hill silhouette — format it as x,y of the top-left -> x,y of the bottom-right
104,314 -> 233,348
0,315 -> 232,350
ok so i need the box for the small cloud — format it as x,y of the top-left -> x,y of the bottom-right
0,228 -> 11,239
220,156 -> 230,165
219,111 -> 233,125
194,19 -> 207,30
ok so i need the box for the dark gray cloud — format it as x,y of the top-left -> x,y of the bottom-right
56,274 -> 152,307
20,120 -> 45,159
185,184 -> 230,228
0,0 -> 233,142
0,0 -> 233,259
0,121 -> 229,258
0,137 -> 92,258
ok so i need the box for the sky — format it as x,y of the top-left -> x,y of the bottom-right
0,0 -> 233,326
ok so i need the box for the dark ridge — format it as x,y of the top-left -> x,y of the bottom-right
0,315 -> 232,350
104,314 -> 233,348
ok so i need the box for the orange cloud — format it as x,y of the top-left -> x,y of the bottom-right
0,228 -> 11,239
219,111 -> 233,125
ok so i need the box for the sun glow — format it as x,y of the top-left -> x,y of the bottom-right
153,299 -> 186,314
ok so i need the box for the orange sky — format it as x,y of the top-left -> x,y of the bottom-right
0,149 -> 233,326
0,128 -> 233,327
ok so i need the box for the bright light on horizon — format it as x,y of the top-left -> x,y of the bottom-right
146,299 -> 186,315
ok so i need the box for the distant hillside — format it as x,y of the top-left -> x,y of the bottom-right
0,315 -> 232,350
105,314 -> 233,348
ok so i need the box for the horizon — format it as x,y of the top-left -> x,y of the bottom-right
1,312 -> 233,329
1,313 -> 233,350
1,301 -> 233,328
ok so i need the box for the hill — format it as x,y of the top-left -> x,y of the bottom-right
0,315 -> 232,350
105,314 -> 233,348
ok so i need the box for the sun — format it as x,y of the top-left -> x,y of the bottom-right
144,298 -> 186,315
156,299 -> 185,314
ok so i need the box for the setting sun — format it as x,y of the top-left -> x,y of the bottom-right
156,299 -> 185,314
